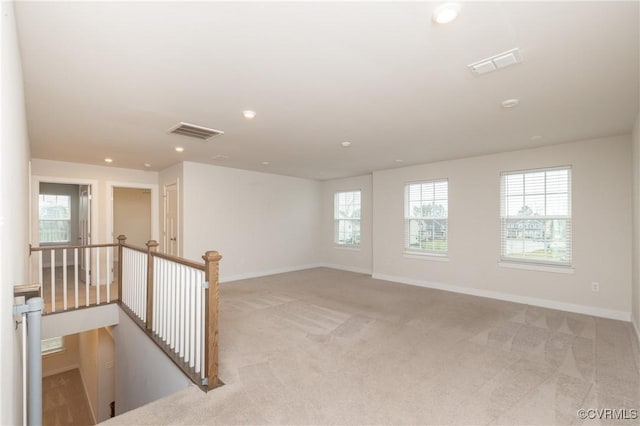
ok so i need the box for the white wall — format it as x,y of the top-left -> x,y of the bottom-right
97,328 -> 115,422
371,135 -> 632,320
112,307 -> 192,415
319,174 -> 373,274
632,112 -> 640,340
181,162 -> 321,281
31,159 -> 159,245
0,2 -> 31,424
79,329 -> 99,423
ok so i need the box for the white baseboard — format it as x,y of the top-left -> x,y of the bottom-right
43,363 -> 80,378
220,263 -> 324,283
318,263 -> 372,275
78,365 -> 97,425
372,273 -> 631,322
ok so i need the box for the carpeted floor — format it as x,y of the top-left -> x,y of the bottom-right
43,368 -> 94,426
105,268 -> 640,425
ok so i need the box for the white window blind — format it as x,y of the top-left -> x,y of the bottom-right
500,167 -> 572,266
334,191 -> 361,246
404,180 -> 448,255
41,336 -> 65,356
39,194 -> 71,244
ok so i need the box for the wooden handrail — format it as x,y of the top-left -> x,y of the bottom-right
30,242 -> 118,252
150,250 -> 205,271
30,234 -> 221,391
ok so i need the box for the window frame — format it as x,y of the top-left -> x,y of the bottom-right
500,166 -> 572,267
334,190 -> 362,247
41,336 -> 65,356
404,179 -> 449,257
38,194 -> 72,244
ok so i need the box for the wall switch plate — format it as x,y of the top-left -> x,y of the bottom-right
591,282 -> 600,292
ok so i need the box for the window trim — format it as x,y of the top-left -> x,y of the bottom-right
500,165 -> 572,267
334,189 -> 362,247
404,178 -> 449,256
38,193 -> 72,244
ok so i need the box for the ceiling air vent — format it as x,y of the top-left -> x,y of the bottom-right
168,122 -> 224,140
468,48 -> 523,76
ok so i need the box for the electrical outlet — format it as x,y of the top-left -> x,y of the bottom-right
591,282 -> 600,292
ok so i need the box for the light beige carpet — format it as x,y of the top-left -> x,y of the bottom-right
105,268 -> 640,425
43,368 -> 94,426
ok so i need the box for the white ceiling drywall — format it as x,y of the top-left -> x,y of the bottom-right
14,1 -> 640,180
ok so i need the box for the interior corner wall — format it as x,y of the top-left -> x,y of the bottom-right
632,111 -> 640,339
158,162 -> 183,255
319,174 -> 373,273
1,2 -> 31,424
78,329 -> 99,423
181,161 -> 321,282
372,135 -> 633,319
112,307 -> 191,415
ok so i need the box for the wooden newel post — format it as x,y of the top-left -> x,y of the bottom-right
117,235 -> 126,303
203,250 -> 222,390
145,240 -> 159,330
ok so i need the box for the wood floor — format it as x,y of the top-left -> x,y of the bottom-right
41,265 -> 119,314
43,369 -> 94,426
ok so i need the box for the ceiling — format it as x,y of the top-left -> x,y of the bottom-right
15,1 -> 640,180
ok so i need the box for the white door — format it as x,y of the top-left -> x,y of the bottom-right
164,183 -> 178,256
79,184 -> 91,282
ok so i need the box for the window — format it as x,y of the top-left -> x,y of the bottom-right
500,167 -> 571,266
334,191 -> 361,246
39,194 -> 71,243
404,180 -> 448,255
41,336 -> 64,356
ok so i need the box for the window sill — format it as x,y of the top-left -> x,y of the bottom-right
334,245 -> 361,252
403,252 -> 449,262
498,261 -> 574,274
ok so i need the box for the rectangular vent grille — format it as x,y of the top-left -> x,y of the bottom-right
468,48 -> 522,76
169,122 -> 224,140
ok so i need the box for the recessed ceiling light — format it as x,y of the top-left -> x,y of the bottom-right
501,99 -> 520,108
104,158 -> 113,163
433,3 -> 461,24
341,141 -> 351,147
261,161 -> 270,166
530,135 -> 543,141
211,154 -> 229,160
395,159 -> 404,163
243,110 -> 256,119
143,163 -> 151,168
175,146 -> 184,153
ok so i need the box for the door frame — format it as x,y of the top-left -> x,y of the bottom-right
31,176 -> 99,284
163,180 -> 180,256
31,176 -> 99,248
106,181 -> 159,248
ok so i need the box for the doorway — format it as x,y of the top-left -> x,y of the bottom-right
112,187 -> 152,248
38,183 -> 91,275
